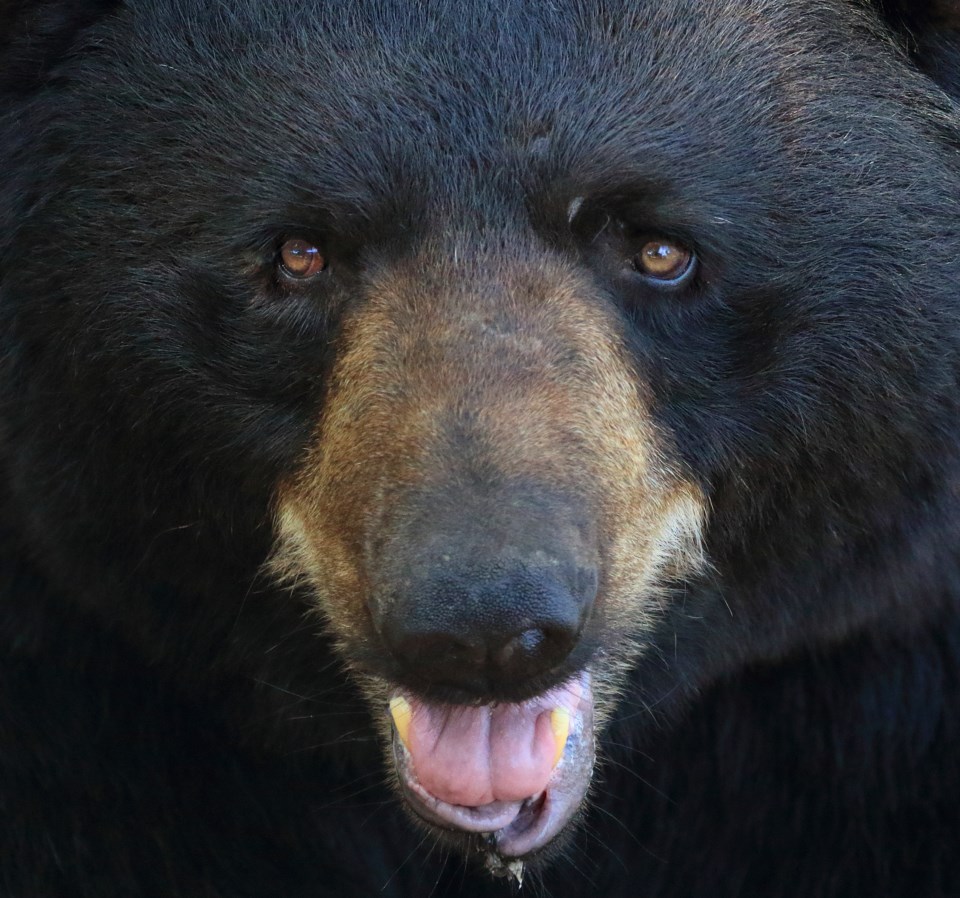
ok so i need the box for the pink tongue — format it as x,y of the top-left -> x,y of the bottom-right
403,686 -> 576,808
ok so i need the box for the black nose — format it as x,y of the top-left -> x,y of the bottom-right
378,557 -> 597,693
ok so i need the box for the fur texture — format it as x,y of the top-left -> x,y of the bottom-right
1,1 -> 959,895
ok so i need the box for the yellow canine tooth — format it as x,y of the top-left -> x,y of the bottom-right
389,696 -> 412,749
550,708 -> 571,768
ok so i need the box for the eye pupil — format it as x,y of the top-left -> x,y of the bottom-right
279,239 -> 326,279
635,240 -> 693,281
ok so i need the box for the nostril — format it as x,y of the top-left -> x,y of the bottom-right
493,623 -> 580,670
518,628 -> 548,655
392,632 -> 487,672
493,628 -> 545,668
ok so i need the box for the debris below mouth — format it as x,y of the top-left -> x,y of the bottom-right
485,853 -> 525,887
389,672 -> 595,859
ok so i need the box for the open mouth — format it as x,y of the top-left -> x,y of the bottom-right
388,673 -> 595,860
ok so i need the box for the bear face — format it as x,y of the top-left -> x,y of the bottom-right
1,0 -> 959,892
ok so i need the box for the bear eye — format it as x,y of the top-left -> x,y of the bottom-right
278,238 -> 327,280
633,239 -> 694,284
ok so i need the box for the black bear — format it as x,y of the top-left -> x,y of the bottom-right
1,1 -> 959,896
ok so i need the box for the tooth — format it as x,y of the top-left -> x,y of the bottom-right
389,696 -> 412,749
550,708 -> 571,768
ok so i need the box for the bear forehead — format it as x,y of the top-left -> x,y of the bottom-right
55,0 -> 870,247
69,0 -> 839,163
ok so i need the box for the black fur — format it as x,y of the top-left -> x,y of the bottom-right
1,1 -> 959,895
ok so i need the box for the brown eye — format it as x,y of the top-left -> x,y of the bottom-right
278,238 -> 327,280
634,239 -> 694,283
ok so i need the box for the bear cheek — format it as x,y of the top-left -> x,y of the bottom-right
270,264 -> 709,679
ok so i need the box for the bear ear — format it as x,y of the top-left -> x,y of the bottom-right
870,0 -> 960,98
0,0 -> 123,92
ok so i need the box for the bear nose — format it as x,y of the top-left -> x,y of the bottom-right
378,558 -> 598,693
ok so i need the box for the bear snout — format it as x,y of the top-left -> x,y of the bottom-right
366,487 -> 599,697
270,256 -> 708,703
374,546 -> 598,695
